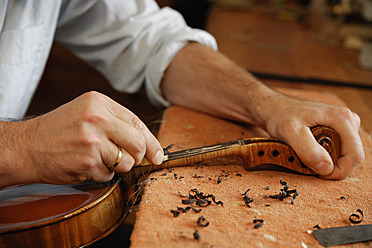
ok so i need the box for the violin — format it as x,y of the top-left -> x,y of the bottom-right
0,126 -> 340,248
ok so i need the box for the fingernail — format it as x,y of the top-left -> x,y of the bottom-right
314,161 -> 333,175
154,150 -> 164,165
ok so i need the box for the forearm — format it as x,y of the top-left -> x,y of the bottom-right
0,120 -> 37,187
161,42 -> 283,128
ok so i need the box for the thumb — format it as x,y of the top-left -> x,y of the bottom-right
288,128 -> 334,175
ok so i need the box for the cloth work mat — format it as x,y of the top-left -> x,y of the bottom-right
130,88 -> 372,248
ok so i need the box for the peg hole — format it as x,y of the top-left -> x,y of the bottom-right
288,156 -> 295,163
272,150 -> 279,157
258,150 -> 265,157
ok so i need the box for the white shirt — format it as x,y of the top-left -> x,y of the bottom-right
0,0 -> 217,119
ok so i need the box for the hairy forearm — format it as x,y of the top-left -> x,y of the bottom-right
161,42 -> 283,128
0,120 -> 37,187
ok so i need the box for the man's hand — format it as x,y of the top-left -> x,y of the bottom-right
263,96 -> 365,179
161,43 -> 365,180
0,91 -> 164,187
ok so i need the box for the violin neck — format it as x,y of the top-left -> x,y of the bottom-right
139,139 -> 247,169
136,137 -> 315,175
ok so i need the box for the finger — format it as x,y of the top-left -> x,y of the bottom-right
89,154 -> 116,183
320,153 -> 361,180
126,116 -> 164,165
106,102 -> 163,165
98,109 -> 162,166
116,148 -> 136,172
74,140 -> 115,183
285,126 -> 334,175
352,112 -> 361,130
320,123 -> 365,179
103,146 -> 136,173
105,120 -> 147,165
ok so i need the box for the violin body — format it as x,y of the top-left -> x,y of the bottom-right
0,180 -> 125,248
0,126 -> 340,248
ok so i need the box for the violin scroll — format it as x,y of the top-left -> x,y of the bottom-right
311,126 -> 341,167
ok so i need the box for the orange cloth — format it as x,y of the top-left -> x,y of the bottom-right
130,88 -> 371,248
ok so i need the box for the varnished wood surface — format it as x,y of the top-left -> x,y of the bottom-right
206,6 -> 372,133
0,180 -> 126,248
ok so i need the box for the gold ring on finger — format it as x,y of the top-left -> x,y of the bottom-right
107,145 -> 123,170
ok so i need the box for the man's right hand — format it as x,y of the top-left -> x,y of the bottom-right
0,91 -> 164,187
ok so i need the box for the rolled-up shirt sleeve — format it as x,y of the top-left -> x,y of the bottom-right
55,0 -> 217,107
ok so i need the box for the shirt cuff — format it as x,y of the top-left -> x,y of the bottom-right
145,27 -> 218,107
